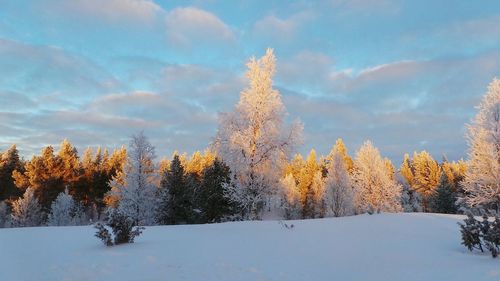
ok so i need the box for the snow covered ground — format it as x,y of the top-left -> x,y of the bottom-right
0,213 -> 498,281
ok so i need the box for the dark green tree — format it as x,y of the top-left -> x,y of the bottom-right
157,155 -> 192,224
0,145 -> 24,202
198,159 -> 233,223
430,174 -> 457,214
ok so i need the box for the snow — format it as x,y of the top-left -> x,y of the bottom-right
1,213 -> 499,281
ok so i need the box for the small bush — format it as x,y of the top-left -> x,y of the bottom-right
94,209 -> 144,246
459,212 -> 500,258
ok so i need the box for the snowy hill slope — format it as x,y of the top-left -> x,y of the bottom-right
0,213 -> 498,281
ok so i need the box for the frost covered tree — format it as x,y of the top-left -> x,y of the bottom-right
397,173 -> 422,212
107,132 -> 158,226
280,173 -> 301,219
214,49 -> 302,219
353,141 -> 402,213
48,189 -> 86,226
463,78 -> 500,212
10,187 -> 44,227
412,151 -> 441,211
324,150 -> 354,217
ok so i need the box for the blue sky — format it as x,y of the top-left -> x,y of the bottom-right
1,0 -> 500,162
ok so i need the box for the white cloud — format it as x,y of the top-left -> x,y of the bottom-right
165,7 -> 235,48
51,0 -> 162,24
253,12 -> 313,42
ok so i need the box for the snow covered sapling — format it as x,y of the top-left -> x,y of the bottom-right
48,189 -> 86,226
10,187 -> 44,227
94,209 -> 145,246
459,213 -> 500,258
459,213 -> 483,252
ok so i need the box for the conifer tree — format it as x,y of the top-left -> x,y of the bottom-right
10,187 -> 44,227
463,78 -> 500,211
429,173 -> 458,214
214,49 -> 302,219
0,201 -> 9,227
0,145 -> 24,201
198,158 -> 233,223
158,154 -> 192,224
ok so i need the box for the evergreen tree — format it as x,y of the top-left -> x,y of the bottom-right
459,213 -> 484,252
463,78 -> 500,212
158,155 -> 192,224
0,201 -> 9,228
10,187 -> 44,227
429,174 -> 458,214
107,132 -> 158,226
0,145 -> 24,201
214,49 -> 303,219
94,208 -> 144,246
198,158 -> 233,223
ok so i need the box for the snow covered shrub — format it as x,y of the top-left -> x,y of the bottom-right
48,189 -> 86,226
459,213 -> 500,258
94,208 -> 144,246
10,187 -> 44,227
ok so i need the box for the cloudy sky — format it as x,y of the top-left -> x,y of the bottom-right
1,0 -> 500,162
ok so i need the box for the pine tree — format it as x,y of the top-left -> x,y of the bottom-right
94,208 -> 144,246
107,132 -> 158,226
0,145 -> 24,201
158,154 -> 192,225
324,150 -> 354,217
48,189 -> 86,226
353,141 -> 402,213
463,78 -> 500,212
429,174 -> 458,214
10,187 -> 44,227
214,49 -> 303,219
198,158 -> 233,223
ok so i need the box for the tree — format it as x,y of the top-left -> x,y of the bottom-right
157,154 -> 192,225
0,201 -> 9,227
325,139 -> 354,173
107,132 -> 158,226
47,189 -> 86,226
353,141 -> 402,213
463,78 -> 500,212
400,153 -> 414,187
429,173 -> 458,214
214,49 -> 302,219
280,173 -> 301,219
324,150 -> 354,217
198,158 -> 233,223
397,173 -> 422,212
0,145 -> 24,201
412,151 -> 442,211
299,150 -> 322,218
10,187 -> 44,227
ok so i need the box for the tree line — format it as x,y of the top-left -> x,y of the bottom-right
0,48 -> 498,228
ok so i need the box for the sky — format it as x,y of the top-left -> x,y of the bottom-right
1,0 -> 500,163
